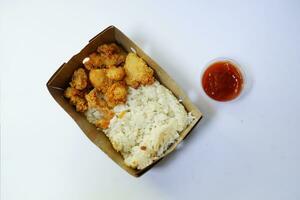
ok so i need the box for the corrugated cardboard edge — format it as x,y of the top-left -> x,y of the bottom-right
46,25 -> 203,177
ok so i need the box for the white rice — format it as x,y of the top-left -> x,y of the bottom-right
101,81 -> 194,169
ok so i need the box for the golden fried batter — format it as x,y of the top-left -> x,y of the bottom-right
105,82 -> 127,107
85,88 -> 107,108
97,43 -> 122,55
64,87 -> 88,112
83,43 -> 126,70
83,53 -> 103,70
70,96 -> 88,112
97,43 -> 126,67
70,68 -> 88,90
85,89 -> 115,129
64,86 -> 80,98
65,43 -> 158,129
101,54 -> 125,68
124,53 -> 154,88
106,66 -> 125,81
89,69 -> 111,92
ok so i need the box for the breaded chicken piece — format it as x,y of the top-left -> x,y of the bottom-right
70,96 -> 88,112
124,53 -> 154,88
83,43 -> 126,70
64,87 -> 88,112
83,49 -> 125,70
101,54 -> 125,68
97,43 -> 122,55
85,88 -> 106,108
83,53 -> 103,70
106,66 -> 125,81
65,86 -> 81,98
105,82 -> 127,107
70,68 -> 88,90
85,89 -> 114,129
97,43 -> 126,67
89,69 -> 112,93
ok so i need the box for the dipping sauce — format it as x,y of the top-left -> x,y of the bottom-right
202,61 -> 244,102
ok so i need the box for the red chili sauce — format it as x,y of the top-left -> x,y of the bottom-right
202,61 -> 243,101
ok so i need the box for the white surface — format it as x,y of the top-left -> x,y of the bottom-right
1,0 -> 300,199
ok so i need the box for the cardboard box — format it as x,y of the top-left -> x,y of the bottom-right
47,26 -> 202,177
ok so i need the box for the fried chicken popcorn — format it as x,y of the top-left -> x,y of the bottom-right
124,53 -> 154,88
97,43 -> 122,55
65,43 -> 157,130
89,66 -> 127,107
83,43 -> 126,70
64,68 -> 88,112
89,69 -> 111,92
85,88 -> 105,108
83,53 -> 103,70
85,89 -> 114,129
64,87 -> 88,112
70,68 -> 88,90
105,82 -> 127,107
106,66 -> 125,81
97,43 -> 126,67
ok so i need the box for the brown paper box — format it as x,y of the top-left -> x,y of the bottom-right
46,25 -> 203,177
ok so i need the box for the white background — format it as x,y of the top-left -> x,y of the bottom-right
1,0 -> 300,199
